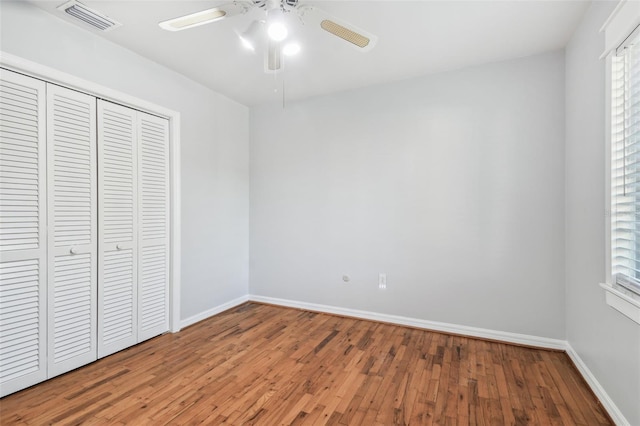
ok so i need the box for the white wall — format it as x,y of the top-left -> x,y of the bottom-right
565,2 -> 640,425
250,51 -> 566,339
0,1 -> 250,321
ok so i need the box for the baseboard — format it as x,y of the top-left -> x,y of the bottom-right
565,344 -> 630,426
248,294 -> 566,350
180,294 -> 249,329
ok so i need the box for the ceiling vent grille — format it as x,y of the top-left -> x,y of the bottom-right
57,1 -> 122,32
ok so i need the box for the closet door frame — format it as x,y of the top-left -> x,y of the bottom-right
0,52 -> 182,334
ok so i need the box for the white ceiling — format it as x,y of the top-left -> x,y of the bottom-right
29,0 -> 590,106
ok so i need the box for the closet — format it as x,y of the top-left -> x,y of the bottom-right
0,68 -> 170,397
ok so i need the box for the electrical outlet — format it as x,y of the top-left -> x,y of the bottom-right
379,273 -> 386,289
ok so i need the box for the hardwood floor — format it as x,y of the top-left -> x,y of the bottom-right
1,303 -> 612,425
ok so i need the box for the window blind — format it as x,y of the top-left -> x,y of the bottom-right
611,27 -> 640,294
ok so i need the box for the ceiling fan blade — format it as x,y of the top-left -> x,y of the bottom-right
159,2 -> 251,32
298,6 -> 378,52
264,39 -> 283,73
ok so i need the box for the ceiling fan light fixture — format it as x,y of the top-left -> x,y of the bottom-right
239,20 -> 264,51
267,8 -> 288,41
282,42 -> 301,56
159,7 -> 227,31
268,23 -> 287,41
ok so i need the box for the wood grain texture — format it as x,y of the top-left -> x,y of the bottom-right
0,303 -> 613,425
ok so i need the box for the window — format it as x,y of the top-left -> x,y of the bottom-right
610,25 -> 640,296
602,1 -> 640,325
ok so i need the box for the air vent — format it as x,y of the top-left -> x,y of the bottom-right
57,1 -> 122,32
321,20 -> 370,49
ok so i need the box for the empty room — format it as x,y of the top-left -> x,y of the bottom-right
0,0 -> 639,424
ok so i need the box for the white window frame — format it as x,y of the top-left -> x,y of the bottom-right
602,0 -> 640,325
0,51 -> 183,333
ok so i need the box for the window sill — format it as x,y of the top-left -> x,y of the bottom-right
600,283 -> 640,325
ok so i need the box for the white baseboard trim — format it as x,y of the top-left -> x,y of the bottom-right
248,294 -> 566,350
565,344 -> 629,426
180,295 -> 249,329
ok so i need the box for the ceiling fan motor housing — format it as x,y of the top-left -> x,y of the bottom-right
282,0 -> 299,12
256,0 -> 298,11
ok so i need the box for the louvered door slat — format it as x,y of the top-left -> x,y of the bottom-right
137,113 -> 169,341
46,83 -> 97,379
0,72 -> 41,253
0,69 -> 47,398
97,100 -> 138,358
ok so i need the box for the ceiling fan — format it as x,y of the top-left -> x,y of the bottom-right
158,0 -> 378,73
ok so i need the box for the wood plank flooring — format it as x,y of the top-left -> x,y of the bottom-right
1,303 -> 612,425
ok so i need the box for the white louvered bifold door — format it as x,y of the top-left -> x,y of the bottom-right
97,100 -> 138,358
0,69 -> 47,397
137,112 -> 169,342
46,84 -> 97,378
